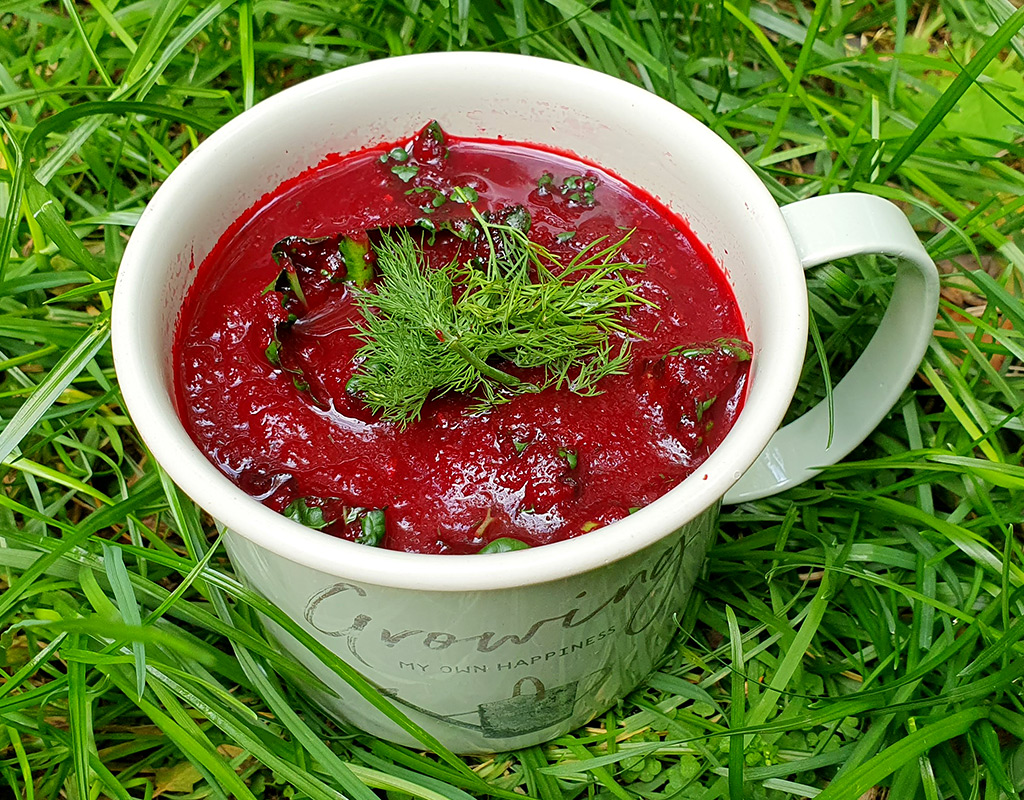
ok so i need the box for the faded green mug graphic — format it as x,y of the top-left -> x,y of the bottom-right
477,676 -> 580,739
374,670 -> 611,740
112,53 -> 939,753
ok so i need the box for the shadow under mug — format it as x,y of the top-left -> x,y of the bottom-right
111,52 -> 939,754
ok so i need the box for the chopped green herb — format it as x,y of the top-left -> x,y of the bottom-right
264,320 -> 321,405
391,163 -> 420,182
357,508 -> 386,546
412,120 -> 449,162
450,185 -> 479,203
406,186 -> 449,214
424,120 -> 445,144
670,338 -> 752,361
558,448 -> 578,470
695,396 -> 717,421
265,340 -> 281,367
513,441 -> 531,454
414,217 -> 478,244
556,231 -> 576,243
339,235 -> 372,287
282,499 -> 385,545
562,174 -> 598,206
478,537 -> 531,554
380,146 -> 409,163
504,205 -> 530,233
266,264 -> 307,309
283,498 -> 330,530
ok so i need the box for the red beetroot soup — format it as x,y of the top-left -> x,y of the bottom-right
174,123 -> 750,555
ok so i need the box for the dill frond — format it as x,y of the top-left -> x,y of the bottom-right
346,209 -> 648,426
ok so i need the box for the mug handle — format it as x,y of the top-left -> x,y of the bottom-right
723,193 -> 940,504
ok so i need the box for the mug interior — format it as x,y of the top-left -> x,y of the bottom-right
112,53 -> 807,590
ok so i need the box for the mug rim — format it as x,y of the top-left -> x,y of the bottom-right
112,52 -> 807,591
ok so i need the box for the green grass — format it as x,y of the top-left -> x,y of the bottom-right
1,1 -> 1023,798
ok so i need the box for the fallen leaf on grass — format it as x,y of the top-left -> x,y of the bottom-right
935,304 -> 1015,372
932,262 -> 1018,374
154,761 -> 201,796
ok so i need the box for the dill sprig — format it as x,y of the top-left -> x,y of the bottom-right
346,207 -> 648,425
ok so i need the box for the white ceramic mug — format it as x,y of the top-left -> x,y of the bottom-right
112,53 -> 938,753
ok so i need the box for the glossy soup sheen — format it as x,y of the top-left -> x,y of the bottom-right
174,124 -> 750,555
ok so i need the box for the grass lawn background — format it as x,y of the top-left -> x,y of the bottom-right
1,1 -> 1023,798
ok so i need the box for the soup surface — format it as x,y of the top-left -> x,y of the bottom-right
174,124 -> 750,554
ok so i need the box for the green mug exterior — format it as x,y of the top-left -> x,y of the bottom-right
223,507 -> 718,753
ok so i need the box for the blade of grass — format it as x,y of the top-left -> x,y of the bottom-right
120,0 -> 191,88
0,314 -> 110,465
101,542 -> 146,699
878,4 -> 1024,181
239,0 -> 255,110
105,665 -> 259,800
67,633 -> 95,800
726,606 -> 745,800
131,0 -> 238,101
0,471 -> 160,625
759,0 -> 831,158
4,725 -> 34,800
60,0 -> 113,87
814,708 -> 990,800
